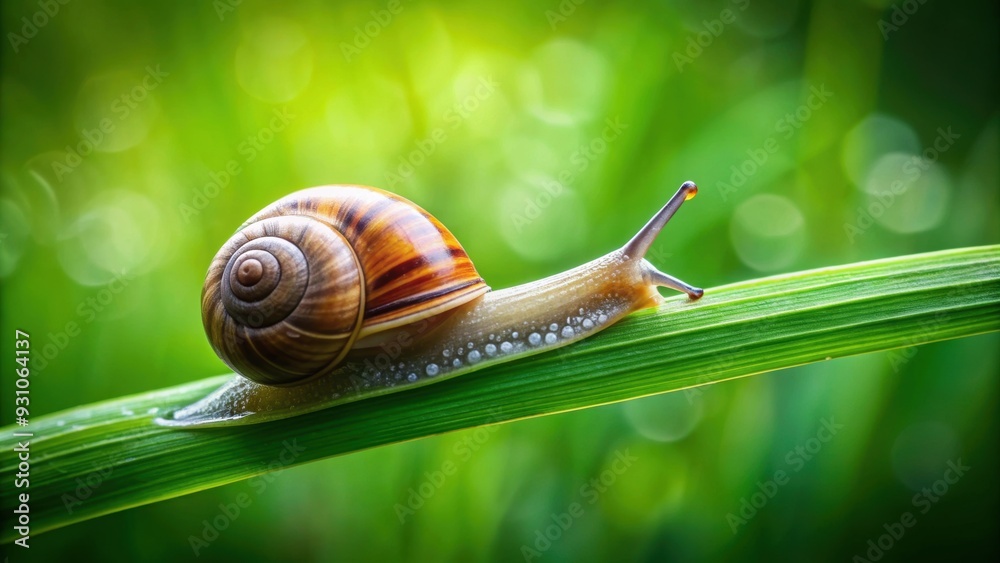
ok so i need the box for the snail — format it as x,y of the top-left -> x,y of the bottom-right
158,181 -> 703,427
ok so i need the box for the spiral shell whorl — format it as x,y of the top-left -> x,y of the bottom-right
222,236 -> 308,327
202,215 -> 365,386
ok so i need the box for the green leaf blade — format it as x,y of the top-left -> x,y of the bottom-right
2,245 -> 998,542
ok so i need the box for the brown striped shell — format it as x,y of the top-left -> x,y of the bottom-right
201,185 -> 489,386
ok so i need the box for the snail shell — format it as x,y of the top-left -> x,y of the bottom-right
161,182 -> 703,427
201,186 -> 488,385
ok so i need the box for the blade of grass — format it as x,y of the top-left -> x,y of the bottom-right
2,245 -> 998,542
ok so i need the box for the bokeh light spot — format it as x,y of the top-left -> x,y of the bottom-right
73,72 -> 161,153
57,191 -> 165,286
841,113 -> 919,188
501,124 -> 584,183
450,59 -> 512,138
623,392 -> 705,442
863,152 -> 951,234
730,193 -> 805,271
518,39 -> 608,125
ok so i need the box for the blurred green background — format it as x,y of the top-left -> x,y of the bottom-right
1,0 -> 998,561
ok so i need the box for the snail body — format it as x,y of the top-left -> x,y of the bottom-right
159,182 -> 702,427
